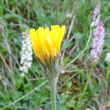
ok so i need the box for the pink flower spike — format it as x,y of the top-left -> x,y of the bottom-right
91,0 -> 101,27
90,21 -> 105,64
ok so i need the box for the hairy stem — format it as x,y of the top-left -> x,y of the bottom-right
50,78 -> 57,110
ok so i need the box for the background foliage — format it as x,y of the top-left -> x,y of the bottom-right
0,0 -> 110,110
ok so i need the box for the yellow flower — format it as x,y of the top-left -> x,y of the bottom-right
107,103 -> 110,107
30,25 -> 65,65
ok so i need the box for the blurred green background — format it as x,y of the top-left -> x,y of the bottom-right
0,0 -> 110,110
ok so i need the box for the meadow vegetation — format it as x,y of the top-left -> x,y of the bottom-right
0,0 -> 110,110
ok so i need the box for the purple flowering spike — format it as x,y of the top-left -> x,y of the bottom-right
38,108 -> 43,110
90,21 -> 105,64
91,0 -> 101,27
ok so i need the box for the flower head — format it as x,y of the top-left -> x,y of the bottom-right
20,30 -> 33,77
90,21 -> 105,64
91,0 -> 101,27
38,108 -> 43,110
30,25 -> 65,65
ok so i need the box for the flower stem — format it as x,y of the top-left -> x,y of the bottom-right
76,64 -> 95,110
50,78 -> 57,110
106,62 -> 110,85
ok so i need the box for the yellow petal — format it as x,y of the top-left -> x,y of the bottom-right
51,25 -> 65,53
57,26 -> 65,53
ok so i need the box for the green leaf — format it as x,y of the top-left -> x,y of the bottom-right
75,33 -> 82,40
8,0 -> 18,5
62,41 -> 74,50
79,37 -> 86,49
4,14 -> 13,19
67,82 -> 72,88
0,8 -> 3,16
64,56 -> 70,64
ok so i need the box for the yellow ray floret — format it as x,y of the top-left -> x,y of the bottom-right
30,25 -> 65,65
